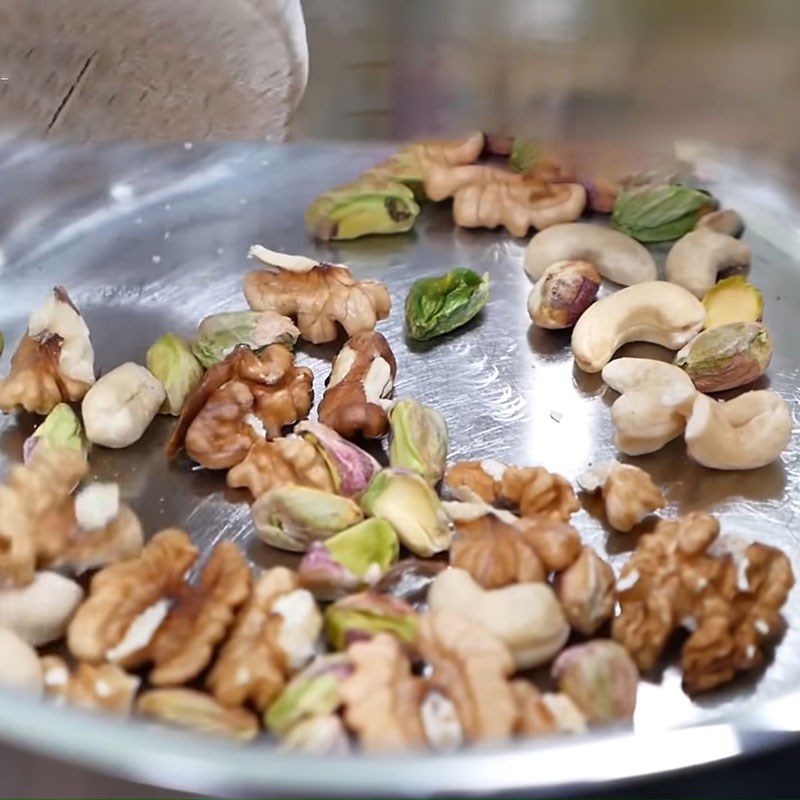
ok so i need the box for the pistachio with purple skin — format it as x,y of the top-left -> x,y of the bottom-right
527,260 -> 601,330
23,403 -> 88,465
298,518 -> 400,601
674,321 -> 773,393
373,558 -> 446,612
295,421 -> 380,497
552,640 -> 639,724
324,591 -> 418,650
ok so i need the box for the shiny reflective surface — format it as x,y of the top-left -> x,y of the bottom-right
1,136 -> 800,794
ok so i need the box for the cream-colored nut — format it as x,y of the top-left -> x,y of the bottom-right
696,209 -> 744,238
428,568 -> 569,669
524,223 -> 657,286
572,282 -> 705,373
0,571 -> 84,646
602,358 -> 697,455
666,228 -> 752,298
685,391 -> 791,470
82,363 -> 165,448
0,627 -> 43,695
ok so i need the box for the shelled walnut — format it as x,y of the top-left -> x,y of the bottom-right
445,461 -> 579,521
613,513 -> 794,692
41,656 -> 140,715
166,345 -> 313,469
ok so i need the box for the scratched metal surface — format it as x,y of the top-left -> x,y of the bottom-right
1,137 -> 800,794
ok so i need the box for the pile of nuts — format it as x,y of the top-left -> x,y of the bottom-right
0,138 -> 795,754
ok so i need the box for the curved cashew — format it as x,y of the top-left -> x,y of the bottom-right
0,571 -> 84,646
696,209 -> 744,238
666,228 -> 751,298
572,282 -> 705,373
524,223 -> 657,286
0,628 -> 42,695
602,359 -> 697,455
685,390 -> 791,470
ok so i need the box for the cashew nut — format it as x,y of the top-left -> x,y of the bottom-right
428,567 -> 569,669
696,209 -> 744,238
666,228 -> 752,298
602,358 -> 697,455
685,390 -> 791,470
0,571 -> 84,646
524,223 -> 657,286
572,282 -> 705,373
82,362 -> 165,448
0,628 -> 43,695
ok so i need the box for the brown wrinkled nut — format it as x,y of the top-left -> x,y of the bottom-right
41,655 -> 140,715
339,633 -> 426,750
226,437 -> 335,498
450,515 -> 545,589
244,263 -> 391,345
510,680 -> 557,736
554,546 -> 616,635
166,345 -> 313,469
146,543 -> 252,686
417,609 -> 516,742
67,529 -> 199,663
0,449 -> 88,587
516,517 -> 582,573
318,332 -> 397,439
612,513 -> 795,693
445,461 -> 579,521
207,567 -> 299,711
137,689 -> 260,742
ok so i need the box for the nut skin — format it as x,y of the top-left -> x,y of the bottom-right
372,559 -> 446,612
553,546 -> 616,635
527,260 -> 601,330
552,641 -> 639,724
675,322 -> 773,393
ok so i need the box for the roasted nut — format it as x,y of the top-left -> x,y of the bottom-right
696,208 -> 744,237
0,627 -> 43,694
445,461 -> 579,521
192,310 -> 300,368
226,437 -> 336,499
404,269 -> 489,341
611,184 -> 716,243
524,223 -> 657,286
295,421 -> 381,497
82,363 -> 165,448
318,332 -> 397,439
675,322 -> 773,393
208,568 -> 322,711
146,333 -> 204,415
305,178 -> 420,241
428,568 -> 569,669
553,546 -> 616,635
298,518 -> 399,601
265,654 -> 353,737
601,358 -> 697,456
685,390 -> 791,470
0,571 -> 84,645
666,227 -> 752,299
41,656 -> 140,715
67,528 -> 198,662
552,641 -> 638,724
245,246 -> 391,345
23,403 -> 88,465
280,715 -> 350,754
612,513 -> 794,692
577,460 -> 665,532
511,681 -> 587,736
360,469 -> 451,557
325,591 -> 418,650
166,345 -> 313,469
527,260 -> 601,330
137,689 -> 260,741
702,276 -> 762,329
417,609 -> 516,742
572,282 -> 706,373
0,287 -> 95,414
339,633 -> 426,750
372,559 -> 446,611
388,398 -> 448,485
252,485 -> 364,553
